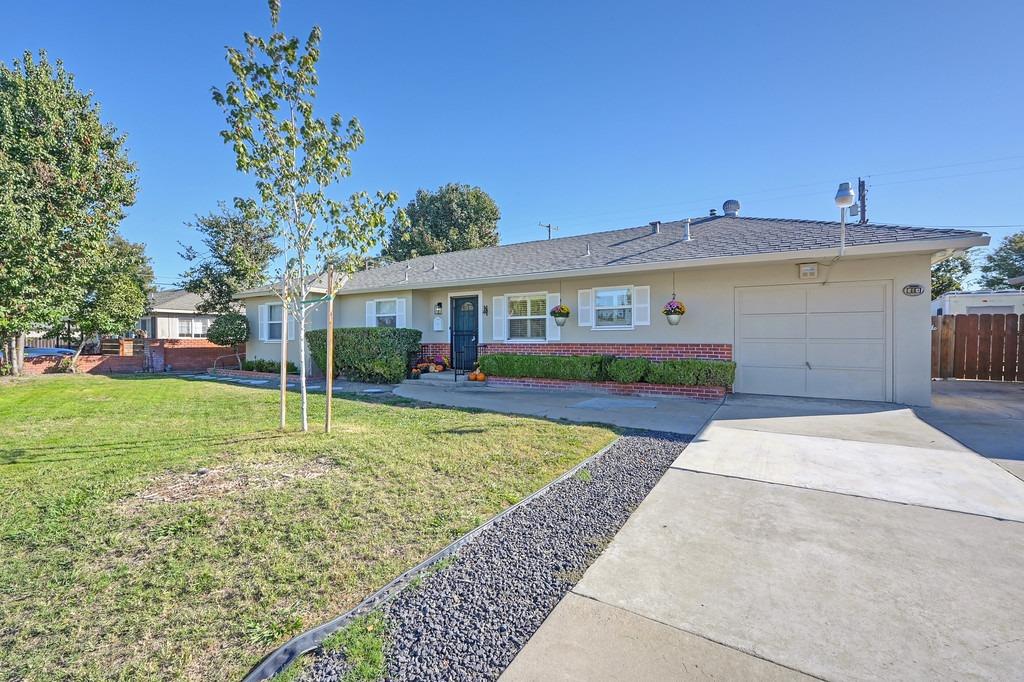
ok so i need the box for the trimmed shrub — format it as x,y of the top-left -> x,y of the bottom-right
644,359 -> 736,387
478,354 -> 609,381
607,357 -> 649,383
207,313 -> 249,347
243,358 -> 298,374
307,327 -> 422,384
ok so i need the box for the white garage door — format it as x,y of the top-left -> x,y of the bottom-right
735,282 -> 891,401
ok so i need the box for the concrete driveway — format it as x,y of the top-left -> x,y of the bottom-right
503,382 -> 1024,681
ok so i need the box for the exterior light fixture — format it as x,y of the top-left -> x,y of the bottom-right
434,302 -> 443,316
834,181 -> 855,256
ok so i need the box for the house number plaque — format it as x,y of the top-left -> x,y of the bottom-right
902,284 -> 925,296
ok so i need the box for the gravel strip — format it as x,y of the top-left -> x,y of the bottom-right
302,431 -> 688,682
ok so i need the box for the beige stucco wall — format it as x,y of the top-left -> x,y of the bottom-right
243,296 -> 328,371
243,253 -> 933,404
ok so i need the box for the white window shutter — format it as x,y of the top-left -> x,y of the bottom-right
365,300 -> 376,327
258,305 -> 268,341
492,296 -> 507,341
546,292 -> 561,341
634,286 -> 651,325
578,289 -> 593,326
287,312 -> 296,340
395,298 -> 406,328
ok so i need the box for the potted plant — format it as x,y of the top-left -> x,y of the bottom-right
549,303 -> 571,327
662,299 -> 686,325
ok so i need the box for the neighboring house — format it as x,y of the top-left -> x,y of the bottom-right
140,290 -> 219,339
930,290 -> 1024,316
235,204 -> 987,406
1009,275 -> 1024,287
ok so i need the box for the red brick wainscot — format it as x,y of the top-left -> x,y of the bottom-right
419,342 -> 452,360
478,342 -> 732,361
485,376 -> 726,401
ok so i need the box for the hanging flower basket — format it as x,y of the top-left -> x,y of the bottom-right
550,304 -> 571,327
662,299 -> 686,326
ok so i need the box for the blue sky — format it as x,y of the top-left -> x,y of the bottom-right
4,1 -> 1023,287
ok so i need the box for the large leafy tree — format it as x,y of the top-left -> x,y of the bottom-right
65,235 -> 151,367
382,183 -> 500,262
931,252 -> 973,299
178,198 -> 280,313
213,0 -> 401,430
0,51 -> 137,374
979,231 -> 1024,289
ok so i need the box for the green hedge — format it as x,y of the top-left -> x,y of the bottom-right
607,357 -> 650,383
307,327 -> 423,384
478,354 -> 609,381
243,359 -> 298,374
478,353 -> 735,387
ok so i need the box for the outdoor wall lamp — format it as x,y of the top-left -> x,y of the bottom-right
483,305 -> 488,316
434,302 -> 443,316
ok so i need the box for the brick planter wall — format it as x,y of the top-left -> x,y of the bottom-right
22,354 -> 145,375
210,368 -> 298,381
419,343 -> 452,360
149,339 -> 244,372
486,376 -> 726,401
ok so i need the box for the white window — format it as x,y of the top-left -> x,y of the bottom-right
375,299 -> 398,328
177,317 -> 192,337
593,286 -> 633,328
267,304 -> 283,340
507,293 -> 547,340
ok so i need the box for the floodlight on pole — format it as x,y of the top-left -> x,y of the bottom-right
834,182 -> 855,256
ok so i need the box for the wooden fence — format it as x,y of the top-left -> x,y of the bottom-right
931,314 -> 1023,381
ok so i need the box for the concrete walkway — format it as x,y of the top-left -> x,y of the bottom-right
503,385 -> 1024,681
395,381 -> 720,435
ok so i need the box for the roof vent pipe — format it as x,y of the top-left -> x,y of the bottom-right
684,218 -> 692,241
723,199 -> 740,216
709,208 -> 717,216
650,220 -> 661,234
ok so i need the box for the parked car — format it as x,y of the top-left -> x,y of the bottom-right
24,347 -> 75,358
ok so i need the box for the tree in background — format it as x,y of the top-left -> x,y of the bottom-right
178,198 -> 280,314
206,313 -> 249,368
979,231 -> 1024,289
0,51 -> 137,375
931,252 -> 973,299
382,183 -> 500,262
213,0 -> 402,431
64,235 -> 151,369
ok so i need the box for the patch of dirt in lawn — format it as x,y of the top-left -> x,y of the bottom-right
131,457 -> 336,504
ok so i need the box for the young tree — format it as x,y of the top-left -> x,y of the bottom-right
178,198 -> 280,313
931,252 -> 973,299
979,232 -> 1024,289
0,51 -> 137,375
213,1 -> 401,431
381,183 -> 500,262
206,313 -> 249,368
65,235 -> 151,368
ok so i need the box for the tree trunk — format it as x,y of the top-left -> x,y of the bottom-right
298,309 -> 308,432
15,333 -> 25,376
72,338 -> 88,373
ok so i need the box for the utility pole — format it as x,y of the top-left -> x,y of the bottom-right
858,177 -> 868,224
324,264 -> 335,434
539,222 -> 558,240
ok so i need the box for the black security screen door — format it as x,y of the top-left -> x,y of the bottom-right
450,296 -> 479,371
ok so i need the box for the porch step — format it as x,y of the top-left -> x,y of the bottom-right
403,371 -> 490,390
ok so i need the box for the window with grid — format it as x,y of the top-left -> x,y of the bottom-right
594,286 -> 633,328
267,304 -> 283,340
177,317 -> 192,337
507,294 -> 547,340
375,299 -> 397,327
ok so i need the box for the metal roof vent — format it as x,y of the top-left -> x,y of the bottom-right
723,199 -> 741,216
650,220 -> 661,234
709,208 -> 717,216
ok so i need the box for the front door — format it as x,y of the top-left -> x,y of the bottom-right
450,295 -> 479,371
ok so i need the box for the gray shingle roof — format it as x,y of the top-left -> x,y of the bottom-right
328,215 -> 983,293
149,289 -> 205,312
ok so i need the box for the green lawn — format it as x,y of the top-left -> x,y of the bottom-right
0,375 -> 615,681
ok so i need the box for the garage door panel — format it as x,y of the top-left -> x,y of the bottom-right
739,340 -> 805,366
737,366 -> 806,397
806,368 -> 886,402
738,288 -> 806,314
807,312 -> 885,339
807,285 -> 884,313
741,314 -> 806,339
807,341 -> 885,370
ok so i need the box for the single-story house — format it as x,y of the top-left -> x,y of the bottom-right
235,203 -> 987,405
140,290 -> 219,339
930,289 -> 1024,316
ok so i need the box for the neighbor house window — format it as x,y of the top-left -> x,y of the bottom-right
267,304 -> 283,340
375,299 -> 398,327
178,317 -> 212,338
507,293 -> 547,340
593,286 -> 633,328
